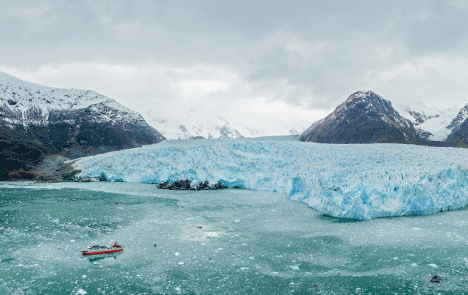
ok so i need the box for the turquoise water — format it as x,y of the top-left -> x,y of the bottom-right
1,182 -> 468,294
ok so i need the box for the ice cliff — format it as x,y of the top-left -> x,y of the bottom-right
72,138 -> 468,220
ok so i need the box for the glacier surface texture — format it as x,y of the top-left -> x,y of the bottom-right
73,138 -> 468,220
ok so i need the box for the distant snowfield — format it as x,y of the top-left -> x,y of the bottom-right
146,113 -> 308,140
73,138 -> 468,220
394,103 -> 460,142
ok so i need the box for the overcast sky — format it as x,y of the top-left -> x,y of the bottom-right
1,0 -> 468,135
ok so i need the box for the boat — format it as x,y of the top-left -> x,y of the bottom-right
81,242 -> 123,255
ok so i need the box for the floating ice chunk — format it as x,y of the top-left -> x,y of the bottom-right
76,289 -> 87,295
178,262 -> 184,265
429,263 -> 438,268
204,231 -> 220,238
411,263 -> 418,267
174,252 -> 180,256
289,264 -> 300,270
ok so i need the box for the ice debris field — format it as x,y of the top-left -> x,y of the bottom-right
73,138 -> 468,220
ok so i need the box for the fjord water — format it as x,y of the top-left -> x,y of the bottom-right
1,182 -> 468,294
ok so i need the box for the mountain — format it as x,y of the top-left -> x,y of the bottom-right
146,114 -> 306,140
150,116 -> 250,139
394,104 -> 459,144
0,71 -> 165,180
446,103 -> 468,147
299,91 -> 421,144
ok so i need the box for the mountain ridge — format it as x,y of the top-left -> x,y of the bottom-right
0,71 -> 165,180
301,90 -> 468,147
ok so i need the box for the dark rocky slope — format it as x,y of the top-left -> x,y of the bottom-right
446,104 -> 468,148
300,91 -> 422,144
0,72 -> 165,180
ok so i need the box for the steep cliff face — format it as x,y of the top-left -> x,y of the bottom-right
0,72 -> 165,180
300,91 -> 421,144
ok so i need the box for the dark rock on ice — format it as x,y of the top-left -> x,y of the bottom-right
211,182 -> 227,190
195,181 -> 211,190
430,275 -> 441,283
170,179 -> 192,190
157,181 -> 170,189
157,180 -> 227,190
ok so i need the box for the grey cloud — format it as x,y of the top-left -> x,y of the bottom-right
1,0 -> 468,112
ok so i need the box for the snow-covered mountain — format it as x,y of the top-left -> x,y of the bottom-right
300,91 -> 421,144
0,71 -> 164,180
394,103 -> 460,142
72,137 -> 468,220
147,114 -> 306,140
149,116 -> 253,139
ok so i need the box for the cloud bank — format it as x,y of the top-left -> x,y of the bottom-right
1,1 -> 468,136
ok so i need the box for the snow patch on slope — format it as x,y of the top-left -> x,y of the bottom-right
0,71 -> 143,125
73,138 -> 468,220
395,103 -> 459,141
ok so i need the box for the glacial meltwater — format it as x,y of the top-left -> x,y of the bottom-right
1,182 -> 468,294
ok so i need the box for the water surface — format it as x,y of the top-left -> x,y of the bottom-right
1,182 -> 467,294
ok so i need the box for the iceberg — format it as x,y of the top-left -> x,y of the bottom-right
72,138 -> 468,220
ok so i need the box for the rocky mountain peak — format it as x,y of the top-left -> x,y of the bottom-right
345,90 -> 378,102
300,91 -> 421,144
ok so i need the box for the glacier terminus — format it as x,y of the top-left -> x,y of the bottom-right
72,137 -> 468,220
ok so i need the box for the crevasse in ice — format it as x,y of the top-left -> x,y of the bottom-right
72,138 -> 468,220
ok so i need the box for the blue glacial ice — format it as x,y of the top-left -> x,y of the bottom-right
72,137 -> 468,220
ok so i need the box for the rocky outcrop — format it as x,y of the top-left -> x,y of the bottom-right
157,180 -> 226,190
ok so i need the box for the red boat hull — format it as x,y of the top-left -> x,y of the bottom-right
81,248 -> 123,255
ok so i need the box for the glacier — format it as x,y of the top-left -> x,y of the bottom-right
72,137 -> 468,220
